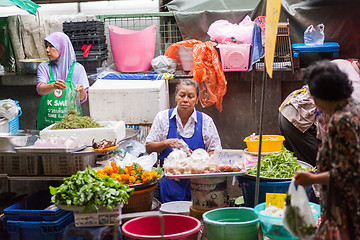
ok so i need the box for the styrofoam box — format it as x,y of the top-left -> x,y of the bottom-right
39,121 -> 125,146
74,205 -> 122,227
88,80 -> 169,124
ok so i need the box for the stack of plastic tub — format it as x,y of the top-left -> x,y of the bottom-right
3,191 -> 73,240
63,20 -> 108,73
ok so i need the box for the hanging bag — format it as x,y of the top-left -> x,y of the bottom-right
283,179 -> 317,240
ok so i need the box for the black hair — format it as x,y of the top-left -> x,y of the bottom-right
303,60 -> 353,101
175,79 -> 199,98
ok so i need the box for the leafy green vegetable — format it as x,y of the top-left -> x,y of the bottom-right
247,150 -> 315,178
51,110 -> 102,129
49,166 -> 134,212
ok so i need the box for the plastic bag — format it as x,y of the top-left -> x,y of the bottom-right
304,24 -> 325,46
0,99 -> 20,119
283,179 -> 317,240
151,55 -> 178,74
65,88 -> 82,116
207,16 -> 255,44
165,39 -> 227,111
117,152 -> 157,171
118,139 -> 146,158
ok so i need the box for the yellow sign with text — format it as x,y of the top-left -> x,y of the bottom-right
266,193 -> 287,208
264,0 -> 282,78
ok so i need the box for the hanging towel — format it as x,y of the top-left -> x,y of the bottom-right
81,44 -> 93,58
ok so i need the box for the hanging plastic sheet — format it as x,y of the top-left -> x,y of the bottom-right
165,40 -> 227,112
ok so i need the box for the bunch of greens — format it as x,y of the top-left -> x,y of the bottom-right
247,150 -> 315,178
284,195 -> 317,237
51,110 -> 102,129
49,166 -> 134,212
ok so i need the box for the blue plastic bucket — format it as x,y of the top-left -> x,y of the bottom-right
237,176 -> 291,207
8,100 -> 21,134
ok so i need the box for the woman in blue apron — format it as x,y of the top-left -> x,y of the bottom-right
146,79 -> 222,203
36,32 -> 89,130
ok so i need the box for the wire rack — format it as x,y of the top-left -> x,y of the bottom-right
97,12 -> 183,63
255,22 -> 294,72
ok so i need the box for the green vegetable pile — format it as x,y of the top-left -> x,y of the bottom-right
284,195 -> 317,237
51,110 -> 102,129
49,166 -> 134,212
247,150 -> 315,178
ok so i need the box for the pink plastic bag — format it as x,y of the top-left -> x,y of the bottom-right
207,16 -> 255,44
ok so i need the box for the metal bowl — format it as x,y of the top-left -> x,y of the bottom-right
18,58 -> 48,74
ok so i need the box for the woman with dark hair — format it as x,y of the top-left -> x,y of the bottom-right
295,60 -> 360,238
146,79 -> 222,203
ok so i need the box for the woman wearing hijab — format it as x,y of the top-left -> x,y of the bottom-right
36,32 -> 89,130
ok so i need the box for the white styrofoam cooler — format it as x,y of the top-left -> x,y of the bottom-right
39,121 -> 125,146
88,80 -> 169,124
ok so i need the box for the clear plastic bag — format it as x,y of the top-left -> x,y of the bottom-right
283,179 -> 317,240
65,88 -> 82,116
304,24 -> 325,46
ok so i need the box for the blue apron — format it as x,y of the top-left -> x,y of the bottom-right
159,108 -> 205,203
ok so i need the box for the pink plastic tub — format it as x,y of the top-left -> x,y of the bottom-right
122,214 -> 201,240
109,24 -> 156,72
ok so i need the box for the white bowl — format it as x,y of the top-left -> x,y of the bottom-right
0,133 -> 28,151
159,201 -> 192,215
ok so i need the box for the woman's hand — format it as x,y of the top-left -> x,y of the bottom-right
294,171 -> 316,186
75,84 -> 86,101
164,138 -> 181,148
75,84 -> 84,93
54,79 -> 66,90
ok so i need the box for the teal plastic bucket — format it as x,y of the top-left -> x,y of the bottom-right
254,202 -> 321,240
202,207 -> 259,240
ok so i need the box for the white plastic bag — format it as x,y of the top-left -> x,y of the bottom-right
151,55 -> 178,74
304,24 -> 325,46
283,179 -> 317,240
0,99 -> 20,120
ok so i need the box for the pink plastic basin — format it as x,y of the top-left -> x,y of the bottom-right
109,24 -> 156,72
122,214 -> 201,240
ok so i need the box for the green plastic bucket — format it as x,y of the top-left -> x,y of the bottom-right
203,207 -> 259,240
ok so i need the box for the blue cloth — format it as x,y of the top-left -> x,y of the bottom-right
159,108 -> 205,203
249,23 -> 264,71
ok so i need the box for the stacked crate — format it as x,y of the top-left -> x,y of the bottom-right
3,191 -> 73,240
63,20 -> 108,73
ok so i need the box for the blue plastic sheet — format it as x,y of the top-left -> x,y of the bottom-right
90,72 -> 192,80
249,23 -> 264,71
